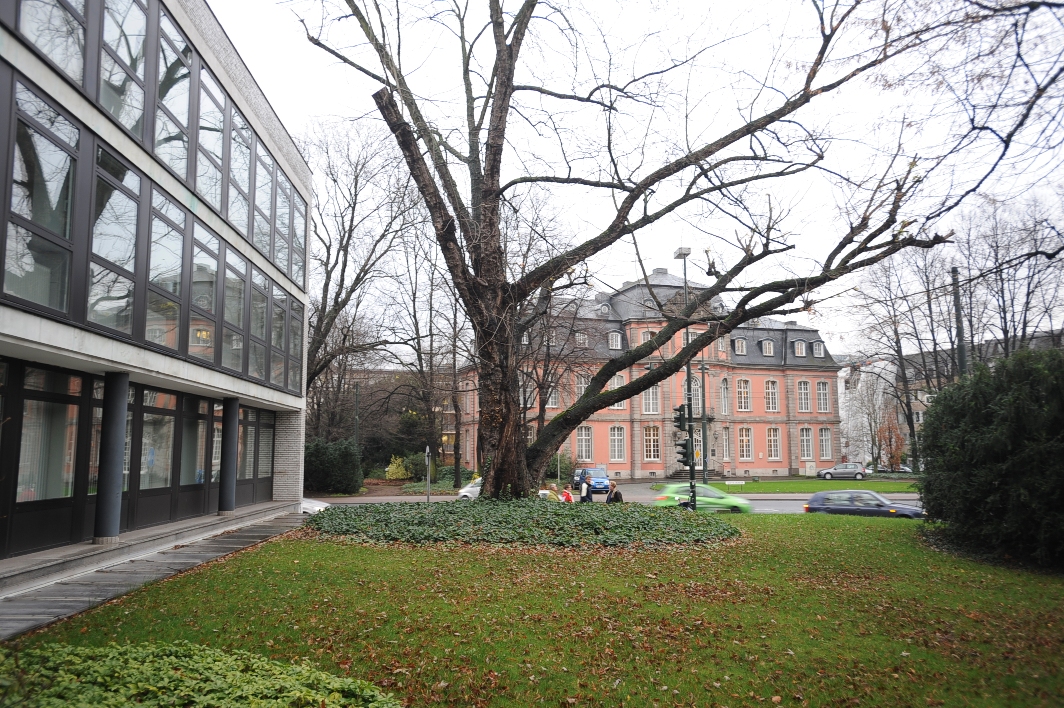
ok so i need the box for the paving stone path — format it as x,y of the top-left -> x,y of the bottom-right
0,513 -> 305,640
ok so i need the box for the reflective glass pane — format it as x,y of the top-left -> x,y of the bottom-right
211,421 -> 221,481
198,90 -> 224,164
194,222 -> 219,254
293,250 -> 304,285
15,83 -> 79,147
142,389 -> 177,408
250,289 -> 267,339
251,268 -> 267,290
188,318 -> 214,361
4,223 -> 70,311
155,109 -> 187,176
152,188 -> 185,227
91,177 -> 138,270
19,0 -> 85,83
87,263 -> 134,333
238,423 -> 255,480
180,418 -> 206,484
149,217 -> 183,296
224,269 -> 244,327
159,13 -> 188,58
24,367 -> 81,394
222,329 -> 242,370
99,53 -> 144,137
257,426 -> 273,478
89,407 -> 101,494
274,237 -> 289,272
288,360 -> 302,391
196,152 -> 222,209
97,147 -> 139,192
252,209 -> 270,254
200,66 -> 224,104
275,188 -> 290,237
254,159 -> 273,217
17,399 -> 78,501
12,122 -> 76,238
289,305 -> 302,357
157,34 -> 189,127
271,293 -> 286,350
145,290 -> 179,349
103,0 -> 146,77
191,246 -> 216,312
140,412 -> 174,489
271,349 -> 285,385
225,248 -> 245,274
249,341 -> 266,379
229,133 -> 250,192
227,189 -> 248,236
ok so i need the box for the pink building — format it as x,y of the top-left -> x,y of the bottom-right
460,269 -> 842,479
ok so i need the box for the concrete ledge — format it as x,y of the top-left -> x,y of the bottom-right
92,536 -> 120,545
0,501 -> 300,597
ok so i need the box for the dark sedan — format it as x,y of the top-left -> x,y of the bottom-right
804,490 -> 925,519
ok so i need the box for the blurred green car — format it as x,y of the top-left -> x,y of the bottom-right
653,483 -> 752,513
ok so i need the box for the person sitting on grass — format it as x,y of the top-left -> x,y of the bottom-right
605,480 -> 624,504
546,484 -> 560,502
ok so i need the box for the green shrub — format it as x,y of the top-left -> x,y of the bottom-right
0,641 -> 399,707
306,498 -> 740,547
384,455 -> 410,480
919,349 -> 1064,567
304,438 -> 363,494
435,465 -> 473,485
403,453 -> 428,482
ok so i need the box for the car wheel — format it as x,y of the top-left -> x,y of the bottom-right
854,473 -> 863,480
823,472 -> 833,480
730,506 -> 742,514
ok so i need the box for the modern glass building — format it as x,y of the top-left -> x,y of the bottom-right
0,0 -> 308,557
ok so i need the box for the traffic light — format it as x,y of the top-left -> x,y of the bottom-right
672,405 -> 686,431
674,435 -> 693,469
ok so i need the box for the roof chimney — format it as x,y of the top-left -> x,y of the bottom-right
784,320 -> 798,326
652,267 -> 668,275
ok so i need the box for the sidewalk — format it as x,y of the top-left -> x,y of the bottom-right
0,509 -> 305,640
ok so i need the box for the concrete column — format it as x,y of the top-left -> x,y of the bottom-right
218,397 -> 239,515
93,372 -> 129,544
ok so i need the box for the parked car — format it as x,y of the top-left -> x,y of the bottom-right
572,467 -> 610,494
804,490 -> 925,518
653,483 -> 752,513
890,465 -> 914,475
817,462 -> 870,480
457,478 -> 482,500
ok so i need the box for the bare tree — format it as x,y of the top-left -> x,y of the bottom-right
302,0 -> 1064,497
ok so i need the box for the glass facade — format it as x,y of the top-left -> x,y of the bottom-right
10,0 -> 308,290
0,79 -> 305,394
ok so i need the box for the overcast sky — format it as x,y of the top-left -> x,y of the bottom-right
206,0 -> 1060,354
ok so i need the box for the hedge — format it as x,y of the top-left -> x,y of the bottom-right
304,438 -> 362,494
919,349 -> 1064,567
0,641 -> 399,707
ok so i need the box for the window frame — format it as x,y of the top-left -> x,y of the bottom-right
735,378 -> 751,412
819,427 -> 832,460
576,425 -> 593,462
738,426 -> 752,461
816,380 -> 830,413
799,427 -> 813,460
608,331 -> 622,350
609,425 -> 625,462
766,427 -> 781,460
764,379 -> 778,413
797,380 -> 811,412
643,425 -> 660,461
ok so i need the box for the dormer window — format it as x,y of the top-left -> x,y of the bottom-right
761,340 -> 774,356
600,304 -> 609,316
608,331 -> 622,350
794,340 -> 806,357
644,299 -> 655,310
520,331 -> 530,345
813,341 -> 824,357
575,332 -> 588,347
734,338 -> 747,355
717,337 -> 726,352
641,330 -> 653,345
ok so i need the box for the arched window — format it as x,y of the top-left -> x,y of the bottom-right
608,374 -> 626,409
819,428 -> 833,460
608,331 -> 622,350
736,379 -> 751,412
794,340 -> 807,357
761,340 -> 774,356
764,380 -> 778,412
684,377 -> 703,417
734,338 -> 747,355
719,379 -> 730,415
812,341 -> 825,357
609,426 -> 625,461
816,381 -> 830,412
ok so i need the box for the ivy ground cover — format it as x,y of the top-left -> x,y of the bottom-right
14,515 -> 1064,707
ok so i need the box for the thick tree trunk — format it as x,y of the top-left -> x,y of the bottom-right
477,341 -> 532,498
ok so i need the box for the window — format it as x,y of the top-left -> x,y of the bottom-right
520,331 -> 530,345
914,410 -> 922,424
641,330 -> 652,345
197,67 -> 224,208
816,381 -> 830,413
642,382 -> 660,414
717,337 -> 726,352
765,380 -> 778,412
819,428 -> 832,460
154,10 -> 191,178
608,331 -> 622,350
734,338 -> 747,355
794,340 -> 807,357
576,426 -> 592,461
738,427 -> 752,461
100,0 -> 147,138
19,0 -> 86,83
813,341 -> 824,357
546,386 -> 559,408
926,394 -> 937,403
526,426 -> 536,446
546,329 -> 557,347
575,332 -> 588,347
800,428 -> 813,459
683,330 -> 700,347
520,377 -> 534,409
761,340 -> 774,356
798,381 -> 811,412
608,375 -> 626,409
609,426 -> 625,461
643,426 -> 660,461
719,379 -> 730,415
721,426 -> 731,460
575,374 -> 590,398
686,376 -> 702,417
16,398 -> 79,501
736,379 -> 751,412
767,427 -> 781,460
88,148 -> 139,334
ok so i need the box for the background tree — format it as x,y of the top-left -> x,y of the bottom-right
302,0 -> 1064,498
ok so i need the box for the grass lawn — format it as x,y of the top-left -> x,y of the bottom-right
15,515 -> 1063,707
650,480 -> 918,494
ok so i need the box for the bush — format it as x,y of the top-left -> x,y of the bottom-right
403,453 -> 428,482
384,455 -> 410,480
436,465 -> 474,485
919,349 -> 1064,567
306,498 -> 740,547
0,641 -> 399,707
304,438 -> 363,494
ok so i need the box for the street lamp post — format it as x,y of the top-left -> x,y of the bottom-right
674,247 -> 695,510
698,363 -> 712,483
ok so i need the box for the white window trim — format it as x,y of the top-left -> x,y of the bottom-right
721,426 -> 731,461
734,338 -> 747,355
609,425 -> 626,461
642,382 -> 660,414
819,427 -> 833,460
738,427 -> 753,461
608,331 -> 622,350
546,386 -> 560,408
812,341 -> 824,357
761,340 -> 774,356
794,340 -> 807,357
764,379 -> 779,413
736,379 -> 751,412
643,425 -> 661,461
719,379 -> 730,415
608,374 -> 626,409
797,380 -> 811,412
816,381 -> 831,413
799,427 -> 813,460
576,425 -> 593,462
767,427 -> 781,460
575,373 -> 590,398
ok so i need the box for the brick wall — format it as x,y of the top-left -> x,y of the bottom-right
272,410 -> 305,501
